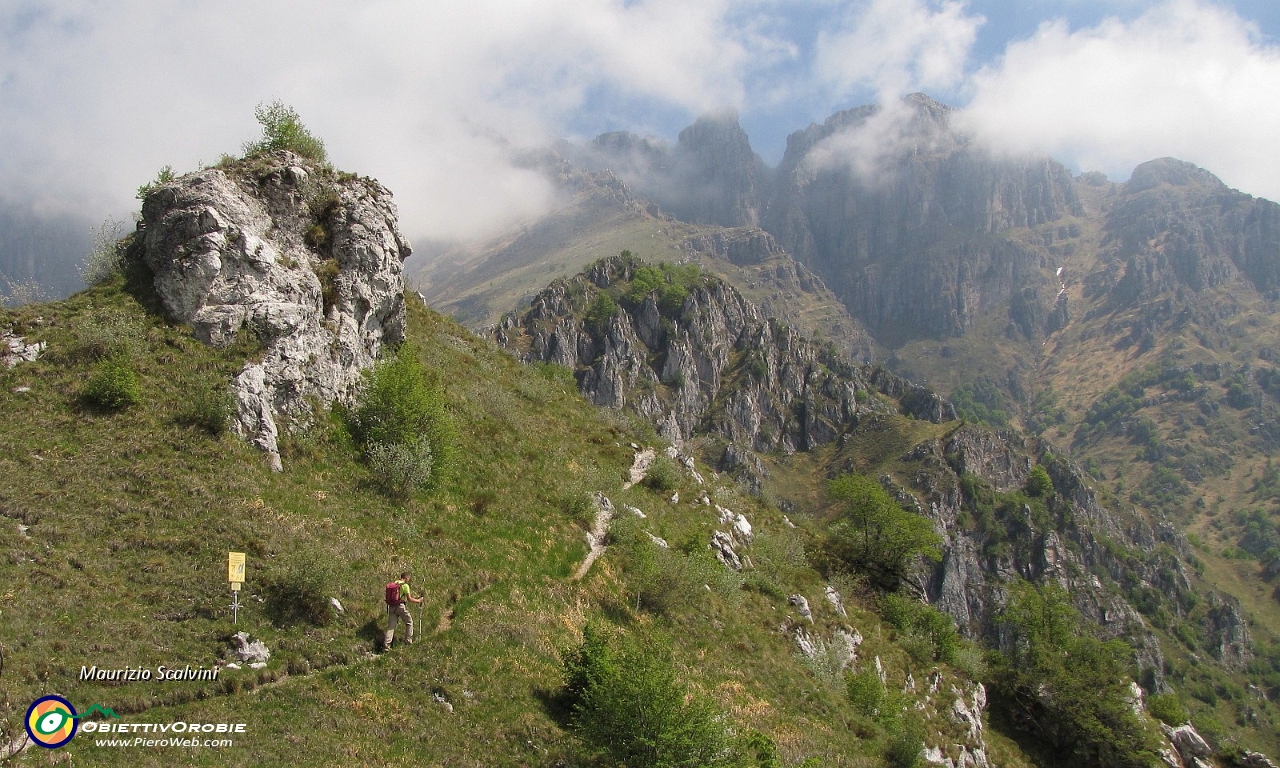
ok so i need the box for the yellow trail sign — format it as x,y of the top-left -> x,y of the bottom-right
228,552 -> 246,584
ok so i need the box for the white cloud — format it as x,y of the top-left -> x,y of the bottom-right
0,0 -> 774,241
814,0 -> 984,101
961,0 -> 1280,200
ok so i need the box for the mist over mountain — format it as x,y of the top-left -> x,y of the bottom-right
0,204 -> 90,303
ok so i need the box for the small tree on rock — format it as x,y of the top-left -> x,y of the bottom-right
242,100 -> 328,164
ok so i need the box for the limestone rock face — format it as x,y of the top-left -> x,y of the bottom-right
139,151 -> 410,469
763,93 -> 1081,341
1105,158 -> 1280,304
494,254 -> 953,478
901,425 -> 1237,686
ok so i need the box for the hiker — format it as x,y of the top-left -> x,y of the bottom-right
383,572 -> 423,649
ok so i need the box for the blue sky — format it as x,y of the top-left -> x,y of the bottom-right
2,1 -> 1279,241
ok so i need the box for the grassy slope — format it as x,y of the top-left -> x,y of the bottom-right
0,276 -> 1022,766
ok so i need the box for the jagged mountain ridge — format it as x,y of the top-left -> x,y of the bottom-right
494,253 -> 950,463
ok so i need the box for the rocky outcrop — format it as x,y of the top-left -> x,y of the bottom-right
893,424 -> 1257,689
2,330 -> 44,368
678,226 -> 877,361
494,254 -> 954,469
138,151 -> 410,469
230,631 -> 270,664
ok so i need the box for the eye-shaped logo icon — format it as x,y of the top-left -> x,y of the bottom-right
25,695 -> 78,749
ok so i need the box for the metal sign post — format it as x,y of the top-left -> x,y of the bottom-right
228,552 -> 246,624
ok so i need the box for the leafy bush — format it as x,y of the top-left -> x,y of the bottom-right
82,357 -> 140,410
990,580 -> 1161,767
365,438 -> 434,499
1146,693 -> 1188,726
263,549 -> 337,627
348,345 -> 452,495
1026,464 -> 1053,497
643,455 -> 681,492
882,715 -> 926,768
135,165 -> 175,201
584,293 -> 619,332
183,380 -> 236,435
949,380 -> 1011,428
880,593 -> 960,664
313,258 -> 340,314
623,261 -> 705,315
562,624 -> 734,768
242,100 -> 328,163
846,669 -> 885,716
826,474 -> 941,589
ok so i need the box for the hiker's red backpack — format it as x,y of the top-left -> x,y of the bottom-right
385,581 -> 402,607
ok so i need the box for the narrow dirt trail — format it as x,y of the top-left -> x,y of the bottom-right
572,447 -> 653,580
573,493 -> 615,580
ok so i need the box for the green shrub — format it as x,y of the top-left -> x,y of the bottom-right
584,293 -> 619,332
135,165 -> 175,201
883,715 -> 926,768
826,474 -> 942,589
348,345 -> 452,494
1146,693 -> 1188,726
623,261 -> 705,315
846,669 -> 885,716
242,100 -> 328,163
82,357 -> 141,410
263,549 -> 337,627
949,380 -> 1011,427
562,624 -> 734,768
990,580 -> 1161,767
743,729 -> 782,768
365,438 -> 434,499
644,455 -> 681,492
880,593 -> 960,665
1026,464 -> 1053,497
183,380 -> 236,435
948,643 -> 988,680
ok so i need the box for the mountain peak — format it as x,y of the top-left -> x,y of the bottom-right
1126,157 -> 1227,193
